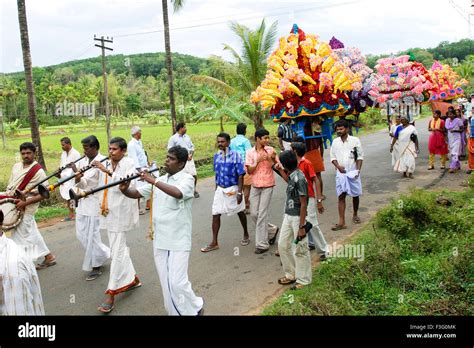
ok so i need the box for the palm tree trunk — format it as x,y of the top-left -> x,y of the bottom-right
162,0 -> 178,134
220,116 -> 224,132
17,0 -> 46,169
254,104 -> 264,129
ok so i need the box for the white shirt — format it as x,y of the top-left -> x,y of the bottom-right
59,147 -> 81,200
74,153 -> 106,217
167,133 -> 195,153
99,157 -> 139,232
127,138 -> 148,168
330,135 -> 364,172
137,170 -> 194,251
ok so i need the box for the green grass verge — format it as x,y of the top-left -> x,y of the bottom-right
262,183 -> 474,316
35,205 -> 69,222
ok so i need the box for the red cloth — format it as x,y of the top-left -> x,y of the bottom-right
428,118 -> 448,155
299,158 -> 316,198
305,149 -> 325,173
0,163 -> 43,200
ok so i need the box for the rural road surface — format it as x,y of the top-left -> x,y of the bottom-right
35,117 -> 465,315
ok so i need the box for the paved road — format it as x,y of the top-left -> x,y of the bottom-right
36,117 -> 458,315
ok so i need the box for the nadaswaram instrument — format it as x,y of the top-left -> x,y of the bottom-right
0,198 -> 23,231
43,157 -> 109,198
69,166 -> 162,207
19,155 -> 86,198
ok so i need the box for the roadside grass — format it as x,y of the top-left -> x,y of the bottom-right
35,205 -> 69,222
262,185 -> 473,316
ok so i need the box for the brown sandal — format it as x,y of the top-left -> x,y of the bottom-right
331,224 -> 347,231
278,276 -> 296,285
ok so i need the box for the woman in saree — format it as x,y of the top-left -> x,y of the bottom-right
427,110 -> 448,170
445,110 -> 464,173
391,117 -> 419,178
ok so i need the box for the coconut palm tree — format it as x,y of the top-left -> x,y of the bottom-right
194,86 -> 251,132
223,19 -> 278,129
162,0 -> 186,134
17,0 -> 46,169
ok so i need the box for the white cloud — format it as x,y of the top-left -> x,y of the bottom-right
1,0 -> 472,73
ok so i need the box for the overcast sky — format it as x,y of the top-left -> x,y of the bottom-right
1,0 -> 472,73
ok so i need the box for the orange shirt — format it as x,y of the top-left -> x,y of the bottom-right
245,146 -> 277,188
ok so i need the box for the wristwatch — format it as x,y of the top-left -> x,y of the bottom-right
317,198 -> 323,203
237,192 -> 243,196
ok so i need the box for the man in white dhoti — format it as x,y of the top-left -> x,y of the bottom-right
200,132 -> 249,252
58,137 -> 81,221
167,122 -> 200,198
120,146 -> 204,316
1,142 -> 56,270
128,126 -> 149,215
391,117 -> 419,178
93,137 -> 140,313
70,135 -> 110,281
330,120 -> 364,231
0,229 -> 44,315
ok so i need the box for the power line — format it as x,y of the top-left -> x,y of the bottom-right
114,1 -> 362,39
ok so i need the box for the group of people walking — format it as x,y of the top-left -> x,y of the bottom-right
3,103 -> 472,316
389,104 -> 473,177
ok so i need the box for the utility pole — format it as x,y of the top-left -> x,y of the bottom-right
94,35 -> 113,143
449,0 -> 472,38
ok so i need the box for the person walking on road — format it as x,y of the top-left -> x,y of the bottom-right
168,122 -> 200,198
201,133 -> 249,252
330,120 -> 364,231
245,128 -> 279,254
230,123 -> 252,214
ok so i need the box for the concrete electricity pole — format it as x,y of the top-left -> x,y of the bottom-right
94,35 -> 113,143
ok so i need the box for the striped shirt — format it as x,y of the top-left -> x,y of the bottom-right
278,123 -> 294,142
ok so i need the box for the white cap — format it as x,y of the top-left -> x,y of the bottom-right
131,126 -> 141,135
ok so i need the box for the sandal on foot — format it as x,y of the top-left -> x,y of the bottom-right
278,276 -> 296,285
98,302 -> 114,313
240,239 -> 250,246
331,224 -> 347,231
352,216 -> 361,224
86,269 -> 102,281
201,244 -> 219,253
290,283 -> 306,290
36,258 -> 57,270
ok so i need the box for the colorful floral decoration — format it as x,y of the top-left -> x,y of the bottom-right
368,55 -> 433,118
329,36 -> 374,115
251,24 -> 361,120
428,61 -> 468,101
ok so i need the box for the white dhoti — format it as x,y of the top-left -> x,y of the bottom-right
335,170 -> 362,198
75,215 -> 110,271
211,185 -> 245,216
154,248 -> 203,316
306,197 -> 328,255
183,159 -> 197,176
10,214 -> 50,262
0,234 -> 44,315
106,230 -> 137,294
